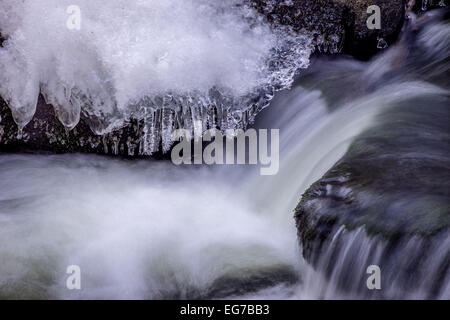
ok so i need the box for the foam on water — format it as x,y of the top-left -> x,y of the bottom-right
0,0 -> 312,144
0,69 -> 447,300
0,11 -> 447,300
1,79 -> 439,299
0,157 -> 302,299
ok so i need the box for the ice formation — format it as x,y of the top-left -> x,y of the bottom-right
0,0 -> 313,154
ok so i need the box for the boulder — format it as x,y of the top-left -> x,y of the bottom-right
294,90 -> 450,299
251,0 -> 406,58
294,8 -> 450,298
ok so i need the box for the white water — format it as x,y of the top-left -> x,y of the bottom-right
0,72 -> 442,299
0,13 -> 448,299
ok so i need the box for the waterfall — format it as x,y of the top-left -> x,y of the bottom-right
0,6 -> 448,300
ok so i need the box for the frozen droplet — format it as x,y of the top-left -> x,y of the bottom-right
377,38 -> 388,49
16,127 -> 23,140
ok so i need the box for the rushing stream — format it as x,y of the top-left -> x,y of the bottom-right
0,6 -> 449,299
0,91 -> 384,299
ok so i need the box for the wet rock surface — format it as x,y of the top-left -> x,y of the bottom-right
0,95 -> 167,158
339,0 -> 405,58
251,0 -> 406,58
294,96 -> 450,298
294,9 -> 449,298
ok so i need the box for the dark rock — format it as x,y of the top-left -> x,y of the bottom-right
204,265 -> 298,299
340,0 -> 405,58
250,0 -> 348,54
0,95 -> 168,159
409,0 -> 450,13
293,9 -> 450,298
251,0 -> 406,59
294,96 -> 450,298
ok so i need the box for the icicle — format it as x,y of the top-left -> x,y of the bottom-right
102,136 -> 109,154
112,137 -> 119,155
139,107 -> 160,156
16,127 -> 23,140
161,108 -> 175,154
422,0 -> 428,11
126,137 -> 136,156
191,106 -> 203,142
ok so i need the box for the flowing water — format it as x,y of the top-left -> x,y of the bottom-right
0,94 -> 380,299
0,8 -> 449,299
